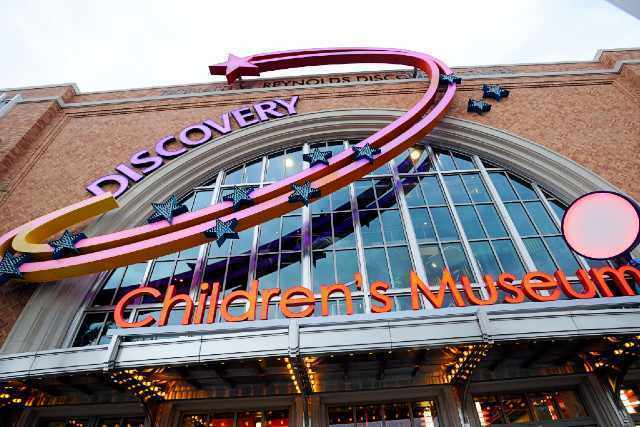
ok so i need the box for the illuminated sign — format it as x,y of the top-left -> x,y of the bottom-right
87,96 -> 299,198
114,265 -> 640,328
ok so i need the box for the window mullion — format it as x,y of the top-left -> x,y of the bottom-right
301,143 -> 313,290
430,146 -> 484,285
347,141 -> 372,314
389,157 -> 428,286
475,155 -> 537,272
248,156 -> 269,286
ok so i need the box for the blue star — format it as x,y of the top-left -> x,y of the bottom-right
482,84 -> 509,101
439,74 -> 462,85
222,186 -> 255,211
147,194 -> 189,224
0,252 -> 29,284
352,143 -> 381,163
204,218 -> 240,247
49,229 -> 87,259
303,148 -> 332,167
289,181 -> 321,206
467,99 -> 491,115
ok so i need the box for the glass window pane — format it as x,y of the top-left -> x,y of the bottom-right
452,152 -> 475,170
355,180 -> 376,210
490,172 -> 517,201
370,163 -> 390,176
501,394 -> 532,423
313,250 -> 335,292
410,208 -> 436,243
328,405 -> 353,427
435,149 -> 456,171
505,203 -> 537,236
545,236 -> 581,273
179,245 -> 200,260
474,395 -> 504,426
419,244 -> 446,286
431,207 -> 459,241
333,212 -> 356,248
208,413 -> 237,427
470,241 -> 501,277
524,238 -> 557,274
280,252 -> 302,290
442,242 -> 473,281
146,261 -> 174,298
225,256 -> 250,293
360,211 -> 384,246
114,263 -> 148,301
387,246 -> 413,288
332,187 -> 352,211
258,218 -> 281,253
356,404 -> 384,427
224,167 -> 242,185
548,199 -> 567,221
412,401 -> 439,427
529,392 -> 561,421
266,409 -> 289,426
402,177 -> 426,207
73,313 -> 106,347
381,209 -> 406,244
256,254 -> 278,290
462,174 -> 491,202
265,152 -> 284,181
172,261 -> 195,293
509,175 -> 538,200
374,177 -> 397,209
311,194 -> 331,214
209,234 -> 232,257
312,213 -> 334,250
457,205 -> 486,240
420,176 -> 445,205
281,216 -> 302,251
335,249 -> 359,284
476,204 -> 508,238
192,191 -> 213,211
230,228 -> 254,255
365,247 -> 391,284
203,258 -> 227,289
245,159 -> 262,183
556,390 -> 588,418
93,267 -> 125,306
525,201 -> 558,234
493,240 -> 526,277
284,148 -> 303,177
444,175 -> 471,204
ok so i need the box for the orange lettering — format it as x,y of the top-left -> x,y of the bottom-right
279,286 -> 315,318
221,280 -> 259,322
370,281 -> 393,313
159,285 -> 194,326
462,275 -> 498,305
321,284 -> 353,315
522,272 -> 560,302
497,273 -> 524,303
589,266 -> 639,297
194,282 -> 212,324
115,287 -> 161,328
557,270 -> 596,299
260,286 -> 281,320
410,269 -> 465,309
206,282 -> 221,324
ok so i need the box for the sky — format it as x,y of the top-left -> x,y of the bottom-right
1,0 -> 639,92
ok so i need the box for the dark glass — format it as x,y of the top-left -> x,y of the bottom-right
182,414 -> 209,427
172,261 -> 195,293
457,205 -> 486,239
365,247 -> 391,284
113,263 -> 147,302
98,312 -> 123,345
548,199 -> 567,221
444,175 -> 471,204
146,261 -> 174,297
471,241 -> 501,277
381,209 -> 406,244
489,172 -> 517,201
452,152 -> 475,170
431,207 -> 459,240
419,245 -> 446,286
509,175 -> 538,200
442,243 -> 473,281
256,254 -> 278,289
224,256 -> 250,293
555,390 -> 588,418
505,203 -> 537,236
333,212 -> 356,248
374,178 -> 397,209
352,298 -> 365,314
312,213 -> 334,250
93,267 -> 125,306
355,404 -> 384,427
73,313 -> 106,347
525,201 -> 558,234
311,194 -> 331,214
202,258 -> 227,289
409,208 -> 437,243
402,177 -> 426,207
178,245 -> 200,260
421,176 -> 445,205
313,250 -> 335,292
237,410 -> 265,427
546,236 -> 581,273
224,167 -> 242,185
360,212 -> 384,246
332,187 -> 352,211
280,252 -> 302,290
335,249 -> 359,284
435,149 -> 456,171
395,295 -> 413,312
355,180 -> 376,210
501,394 -> 532,423
476,204 -> 507,238
245,159 -> 262,183
281,216 -> 302,251
462,174 -> 491,202
474,395 -> 504,425
266,409 -> 289,426
258,218 -> 281,253
265,152 -> 284,181
412,401 -> 439,427
387,246 -> 413,288
209,412 -> 236,427
99,418 -> 145,427
328,405 -> 354,427
529,392 -> 561,421
524,238 -> 557,273
493,240 -> 526,276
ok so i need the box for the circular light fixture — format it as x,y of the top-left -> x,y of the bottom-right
562,191 -> 640,260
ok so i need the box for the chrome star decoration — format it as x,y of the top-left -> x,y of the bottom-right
204,218 -> 240,247
0,252 -> 29,283
289,181 -> 321,206
49,229 -> 87,259
352,143 -> 381,163
439,73 -> 462,85
223,186 -> 255,211
147,194 -> 189,224
482,84 -> 510,101
467,99 -> 491,115
303,148 -> 332,166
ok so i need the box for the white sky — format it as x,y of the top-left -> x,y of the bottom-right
1,0 -> 639,92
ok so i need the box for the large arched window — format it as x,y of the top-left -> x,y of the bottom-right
71,140 -> 608,347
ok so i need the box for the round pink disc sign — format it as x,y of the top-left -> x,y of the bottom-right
562,191 -> 640,260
